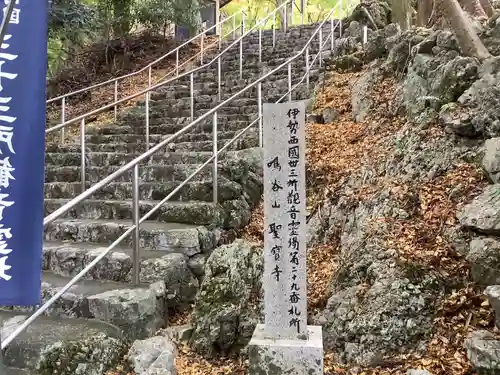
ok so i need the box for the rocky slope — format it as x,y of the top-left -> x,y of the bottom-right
165,2 -> 500,375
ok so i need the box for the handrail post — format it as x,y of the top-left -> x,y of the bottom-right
0,334 -> 5,373
176,49 -> 179,76
339,19 -> 342,38
232,15 -> 236,39
60,96 -> 66,143
114,80 -> 118,121
201,33 -> 205,64
290,0 -> 294,26
319,27 -> 323,67
284,3 -> 288,32
145,90 -> 150,151
258,82 -> 263,148
218,56 -> 222,101
212,111 -> 218,204
190,73 -> 194,121
272,13 -> 276,48
330,13 -> 335,51
305,46 -> 310,91
288,62 -> 292,102
80,118 -> 86,193
258,27 -> 262,63
239,36 -> 243,80
132,164 -> 140,286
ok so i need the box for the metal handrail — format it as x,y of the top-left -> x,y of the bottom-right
46,10 -> 242,105
45,0 -> 293,136
1,2 -> 351,350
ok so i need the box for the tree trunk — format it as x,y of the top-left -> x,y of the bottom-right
392,0 -> 412,30
440,0 -> 491,58
417,0 -> 434,26
459,0 -> 488,18
479,0 -> 495,16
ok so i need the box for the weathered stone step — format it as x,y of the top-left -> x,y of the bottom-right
118,110 -> 256,124
86,119 -> 251,136
42,239 -> 207,282
44,176 -> 242,202
0,310 -> 124,371
4,367 -> 30,375
83,128 -> 247,145
44,199 -> 223,225
46,163 -> 214,184
46,132 -> 258,154
1,271 -> 169,341
44,219 -> 218,253
45,151 -> 212,167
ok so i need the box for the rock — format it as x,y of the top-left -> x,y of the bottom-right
127,336 -> 177,375
483,138 -> 500,182
325,54 -> 363,72
466,238 -> 500,285
348,0 -> 391,29
439,103 -> 477,137
36,332 -> 127,375
164,324 -> 193,344
140,253 -> 199,308
322,107 -> 340,124
457,71 -> 500,137
86,285 -> 166,341
464,330 -> 500,375
189,239 -> 263,357
407,370 -> 434,375
351,69 -> 379,123
458,185 -> 500,235
485,285 -> 500,328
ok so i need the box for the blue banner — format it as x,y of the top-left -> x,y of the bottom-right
0,0 -> 48,306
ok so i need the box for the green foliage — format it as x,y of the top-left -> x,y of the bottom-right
46,0 -> 203,78
134,0 -> 201,36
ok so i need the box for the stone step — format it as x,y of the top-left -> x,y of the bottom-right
47,133 -> 258,154
4,367 -> 31,375
83,128 -> 247,146
1,271 -> 168,341
46,163 -> 215,184
45,151 -> 212,167
41,239 -> 207,282
44,199 -> 225,226
86,119 -> 251,136
0,310 -> 124,371
43,218 -> 218,253
118,110 -> 255,124
44,175 -> 242,202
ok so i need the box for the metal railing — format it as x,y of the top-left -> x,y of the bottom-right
1,1 -> 352,351
45,0 -> 303,156
47,10 -> 245,143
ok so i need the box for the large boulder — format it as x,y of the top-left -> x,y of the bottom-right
458,184 -> 500,235
466,238 -> 500,285
36,332 -> 127,375
128,335 -> 177,375
189,240 -> 263,357
464,330 -> 500,375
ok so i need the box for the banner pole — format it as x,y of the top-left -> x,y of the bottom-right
0,0 -> 16,47
0,1 -> 16,372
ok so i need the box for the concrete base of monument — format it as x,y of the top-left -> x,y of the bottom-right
248,324 -> 324,375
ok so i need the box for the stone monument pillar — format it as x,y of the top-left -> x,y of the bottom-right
248,100 -> 324,375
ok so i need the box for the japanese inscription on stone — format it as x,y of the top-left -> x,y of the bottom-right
262,100 -> 307,340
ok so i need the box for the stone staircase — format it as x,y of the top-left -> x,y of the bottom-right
1,22 -> 337,373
